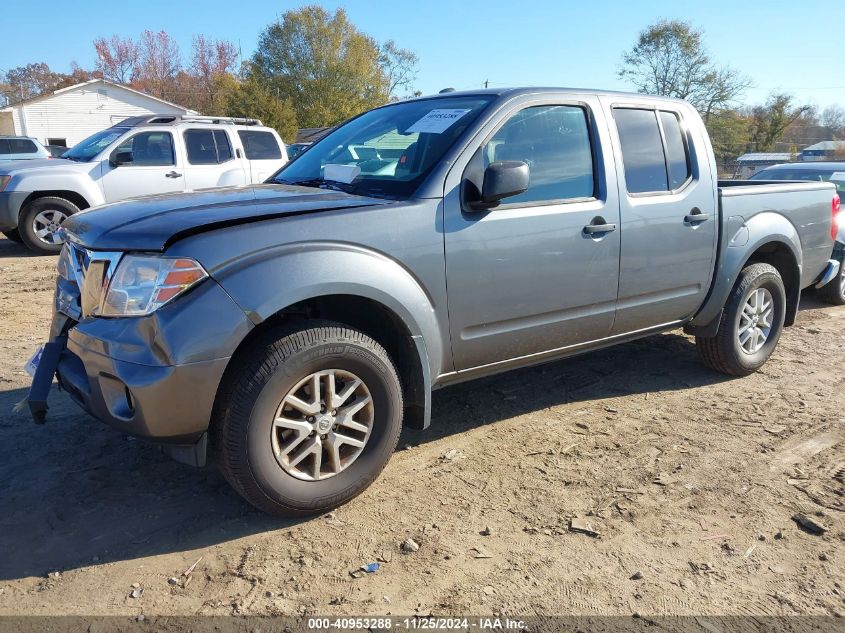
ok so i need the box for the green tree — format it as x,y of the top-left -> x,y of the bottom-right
747,93 -> 813,152
252,5 -> 388,128
214,72 -> 298,143
619,20 -> 750,121
706,109 -> 750,164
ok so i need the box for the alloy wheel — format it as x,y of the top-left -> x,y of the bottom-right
737,288 -> 774,355
271,369 -> 374,481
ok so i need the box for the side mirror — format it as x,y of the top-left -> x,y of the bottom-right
110,150 -> 133,167
471,160 -> 530,210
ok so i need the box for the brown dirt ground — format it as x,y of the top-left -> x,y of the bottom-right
0,235 -> 843,618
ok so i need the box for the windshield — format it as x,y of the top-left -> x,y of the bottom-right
63,128 -> 126,162
272,96 -> 494,198
751,167 -> 845,194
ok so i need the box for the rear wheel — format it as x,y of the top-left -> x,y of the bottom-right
817,261 -> 845,306
696,263 -> 786,376
212,322 -> 403,516
19,196 -> 79,255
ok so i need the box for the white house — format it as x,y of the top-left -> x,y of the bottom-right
0,79 -> 197,148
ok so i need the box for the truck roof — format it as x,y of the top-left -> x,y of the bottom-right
111,114 -> 266,129
407,86 -> 689,104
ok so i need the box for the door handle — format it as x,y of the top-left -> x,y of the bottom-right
684,208 -> 710,223
165,171 -> 182,178
583,222 -> 617,235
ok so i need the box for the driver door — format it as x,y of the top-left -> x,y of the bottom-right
99,130 -> 185,201
443,97 -> 621,371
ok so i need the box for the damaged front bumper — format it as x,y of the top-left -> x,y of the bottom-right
27,269 -> 252,466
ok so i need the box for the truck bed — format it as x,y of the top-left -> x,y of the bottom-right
717,179 -> 836,290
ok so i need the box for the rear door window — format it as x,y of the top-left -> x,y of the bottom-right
8,138 -> 38,154
0,139 -> 10,155
185,129 -> 233,165
238,130 -> 282,160
614,109 -> 669,193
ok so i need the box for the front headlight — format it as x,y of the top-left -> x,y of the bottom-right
102,255 -> 208,317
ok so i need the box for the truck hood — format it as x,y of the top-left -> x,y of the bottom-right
62,184 -> 392,251
0,158 -> 94,177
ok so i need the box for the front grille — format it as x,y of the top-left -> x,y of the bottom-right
64,243 -> 123,318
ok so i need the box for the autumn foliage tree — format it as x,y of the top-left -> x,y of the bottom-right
94,35 -> 139,84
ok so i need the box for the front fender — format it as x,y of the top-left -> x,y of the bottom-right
204,241 -> 444,384
9,164 -> 105,208
689,211 -> 802,329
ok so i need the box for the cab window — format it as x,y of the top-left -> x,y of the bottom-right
482,105 -> 595,204
113,132 -> 175,166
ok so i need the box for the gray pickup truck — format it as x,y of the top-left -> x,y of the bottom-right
28,88 -> 840,516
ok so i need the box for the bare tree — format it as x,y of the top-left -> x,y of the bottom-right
134,30 -> 181,100
821,105 -> 845,136
379,40 -> 418,99
619,20 -> 751,121
94,35 -> 139,84
187,35 -> 239,112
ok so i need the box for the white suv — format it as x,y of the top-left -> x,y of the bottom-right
0,115 -> 287,253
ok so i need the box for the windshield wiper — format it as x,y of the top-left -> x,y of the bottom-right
278,177 -> 358,194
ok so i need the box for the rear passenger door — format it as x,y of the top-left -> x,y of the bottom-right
182,128 -> 247,190
237,130 -> 285,183
444,97 -> 621,371
602,100 -> 717,334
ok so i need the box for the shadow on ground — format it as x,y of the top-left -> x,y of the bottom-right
0,237 -> 45,258
0,331 -> 735,581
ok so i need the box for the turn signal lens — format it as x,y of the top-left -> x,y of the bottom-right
101,255 -> 207,317
0,175 -> 10,192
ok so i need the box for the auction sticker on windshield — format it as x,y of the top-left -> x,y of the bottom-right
406,109 -> 471,134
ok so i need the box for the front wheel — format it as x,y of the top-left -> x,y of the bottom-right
696,263 -> 786,376
212,322 -> 403,517
19,196 -> 80,255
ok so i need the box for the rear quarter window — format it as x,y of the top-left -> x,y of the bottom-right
0,139 -> 10,155
238,130 -> 282,160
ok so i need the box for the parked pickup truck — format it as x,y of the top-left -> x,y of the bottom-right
28,88 -> 840,516
0,115 -> 287,254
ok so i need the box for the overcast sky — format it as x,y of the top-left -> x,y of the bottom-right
3,0 -> 843,110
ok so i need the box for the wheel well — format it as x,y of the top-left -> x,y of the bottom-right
745,241 -> 800,326
223,295 -> 428,429
22,191 -> 90,214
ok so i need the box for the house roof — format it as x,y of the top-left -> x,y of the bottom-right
736,152 -> 794,163
802,140 -> 845,152
1,79 -> 196,114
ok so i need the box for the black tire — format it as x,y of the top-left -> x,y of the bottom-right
19,196 -> 80,255
212,322 -> 403,517
1,229 -> 22,243
817,262 -> 845,306
696,263 -> 786,377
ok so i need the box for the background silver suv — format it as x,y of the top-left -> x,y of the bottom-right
0,136 -> 50,161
